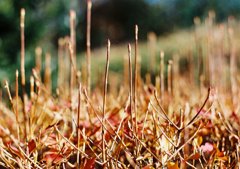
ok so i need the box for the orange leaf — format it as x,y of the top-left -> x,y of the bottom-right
187,153 -> 200,160
193,136 -> 203,146
84,157 -> 96,169
167,161 -> 179,169
43,150 -> 63,164
142,165 -> 154,169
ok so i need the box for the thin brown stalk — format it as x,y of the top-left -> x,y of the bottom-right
167,60 -> 173,96
4,81 -> 20,141
86,0 -> 92,95
68,42 -> 74,112
128,44 -> 134,132
160,51 -> 164,100
134,25 -> 138,136
155,76 -> 160,94
30,76 -> 34,101
183,88 -> 210,130
102,39 -> 110,165
70,10 -> 76,98
35,47 -> 42,73
20,8 -> 27,141
68,42 -> 78,77
64,36 -> 70,92
77,83 -> 81,168
148,32 -> 157,73
69,10 -> 76,63
58,38 -> 64,89
15,70 -> 19,125
20,8 -> 26,89
44,53 -> 52,94
4,81 -> 14,113
29,75 -> 34,139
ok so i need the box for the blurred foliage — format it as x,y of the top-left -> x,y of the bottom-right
0,0 -> 240,88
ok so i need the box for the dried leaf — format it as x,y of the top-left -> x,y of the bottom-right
186,153 -> 200,160
83,157 -> 96,169
43,150 -> 63,164
167,161 -> 179,169
142,165 -> 154,169
28,139 -> 36,154
193,136 -> 203,146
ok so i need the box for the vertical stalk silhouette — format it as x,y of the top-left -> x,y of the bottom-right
86,0 -> 92,95
128,44 -> 134,133
102,39 -> 110,166
160,51 -> 165,100
70,10 -> 76,95
20,8 -> 27,140
77,83 -> 82,168
44,53 -> 52,94
167,60 -> 173,96
15,70 -> 20,140
134,25 -> 138,136
58,38 -> 64,89
35,47 -> 42,75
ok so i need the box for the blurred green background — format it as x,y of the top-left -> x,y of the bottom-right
0,0 -> 240,89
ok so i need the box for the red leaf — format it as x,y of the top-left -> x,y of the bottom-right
186,153 -> 200,160
142,165 -> 154,169
84,157 -> 96,169
28,139 -> 36,154
43,150 -> 63,164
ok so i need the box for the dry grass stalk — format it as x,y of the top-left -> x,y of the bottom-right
160,51 -> 165,99
69,10 -> 76,61
70,10 -> 77,95
134,25 -> 138,137
128,43 -> 134,132
167,60 -> 173,96
86,0 -> 92,95
57,38 -> 65,89
20,8 -> 28,140
15,70 -> 19,125
30,76 -> 34,101
102,39 -> 110,166
77,83 -> 82,168
35,47 -> 42,73
68,42 -> 74,111
148,32 -> 157,73
44,53 -> 52,94
20,8 -> 26,89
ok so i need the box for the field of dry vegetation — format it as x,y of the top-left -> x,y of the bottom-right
0,2 -> 240,168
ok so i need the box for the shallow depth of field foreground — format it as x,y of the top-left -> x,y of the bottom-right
1,2 -> 240,169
